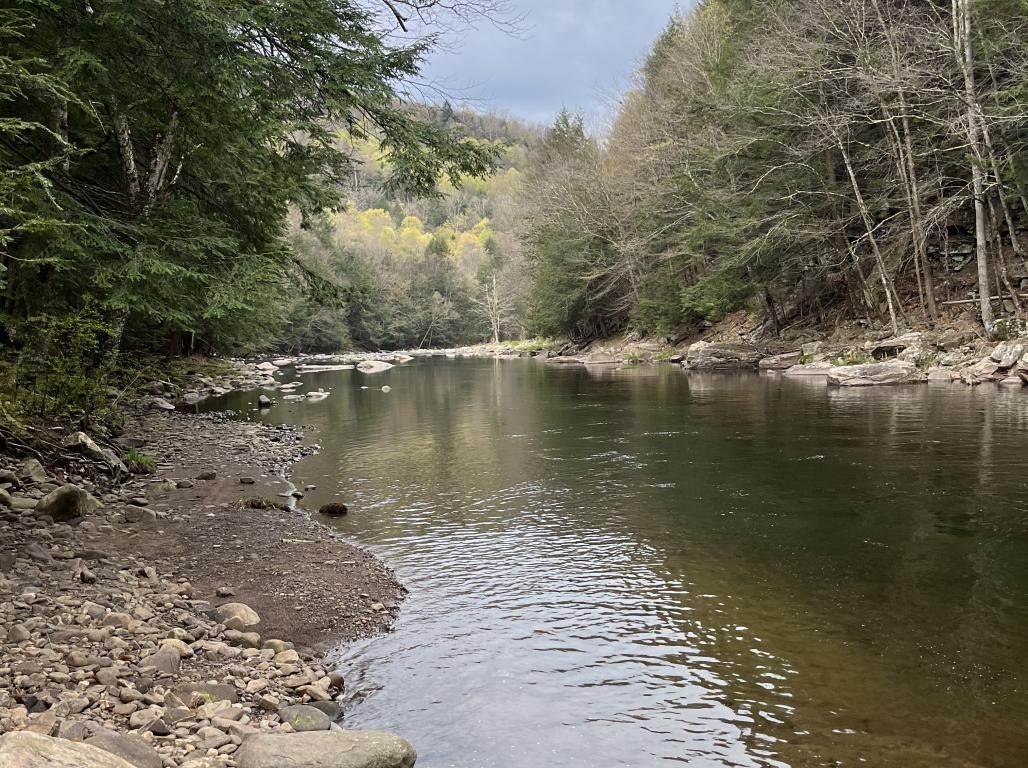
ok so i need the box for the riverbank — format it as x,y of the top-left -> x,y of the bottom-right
0,407 -> 412,768
424,321 -> 1028,389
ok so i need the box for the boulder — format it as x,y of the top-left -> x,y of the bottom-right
990,342 -> 1025,369
827,360 -> 924,387
319,503 -> 348,517
782,362 -> 834,377
868,332 -> 923,359
0,731 -> 136,768
35,484 -> 100,522
123,505 -> 157,524
962,357 -> 1001,384
683,341 -> 763,370
62,431 -> 107,461
581,352 -> 621,366
141,647 -> 180,674
256,362 -> 278,372
937,330 -> 976,351
926,368 -> 958,383
0,488 -> 12,508
148,397 -> 175,411
171,682 -> 238,705
279,704 -> 331,732
257,394 -> 273,408
18,458 -> 50,484
215,602 -> 260,631
85,731 -> 163,768
100,448 -> 129,475
758,351 -> 802,371
356,360 -> 394,374
235,731 -> 416,768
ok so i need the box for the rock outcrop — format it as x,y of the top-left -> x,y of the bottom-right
34,484 -> 100,522
356,360 -> 394,374
682,341 -> 763,370
827,360 -> 924,387
235,730 -> 417,768
0,732 -> 136,768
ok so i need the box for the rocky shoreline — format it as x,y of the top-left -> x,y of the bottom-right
426,329 -> 1028,390
0,408 -> 412,767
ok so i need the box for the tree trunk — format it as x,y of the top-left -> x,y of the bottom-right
837,137 -> 900,335
49,98 -> 69,172
954,0 -> 994,334
112,110 -> 140,206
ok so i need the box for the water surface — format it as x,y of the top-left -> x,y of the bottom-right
214,359 -> 1028,767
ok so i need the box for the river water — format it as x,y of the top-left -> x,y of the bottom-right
211,358 -> 1028,768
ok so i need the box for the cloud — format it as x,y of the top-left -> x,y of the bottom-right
418,0 -> 680,126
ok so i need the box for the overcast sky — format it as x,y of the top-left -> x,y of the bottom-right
414,1 -> 681,128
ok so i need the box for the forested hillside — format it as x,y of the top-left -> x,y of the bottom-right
6,0 -> 1028,387
519,0 -> 1028,343
282,107 -> 540,351
0,0 -> 500,364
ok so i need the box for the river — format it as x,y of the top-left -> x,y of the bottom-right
209,358 -> 1028,767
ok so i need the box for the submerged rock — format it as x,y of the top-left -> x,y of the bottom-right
782,362 -> 834,377
235,730 -> 416,768
827,360 -> 924,387
319,503 -> 348,517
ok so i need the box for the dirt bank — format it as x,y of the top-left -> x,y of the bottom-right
109,411 -> 404,651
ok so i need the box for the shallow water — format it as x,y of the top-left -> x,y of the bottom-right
212,358 -> 1028,767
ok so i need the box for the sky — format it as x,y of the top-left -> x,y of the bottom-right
414,0 -> 681,128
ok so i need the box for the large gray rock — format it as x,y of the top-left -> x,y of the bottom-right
991,342 -> 1024,369
356,360 -> 394,374
782,362 -> 834,377
170,682 -> 238,705
683,341 -> 762,370
758,351 -> 802,371
18,458 -> 50,484
62,431 -> 107,461
235,731 -> 416,768
85,731 -> 163,768
827,360 -> 924,387
0,731 -> 136,768
279,704 -> 331,732
215,602 -> 260,631
868,332 -> 923,359
35,484 -> 100,522
926,368 -> 958,383
962,356 -> 1001,384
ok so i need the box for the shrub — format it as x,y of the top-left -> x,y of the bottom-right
680,270 -> 756,324
7,312 -> 119,422
122,447 -> 156,474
